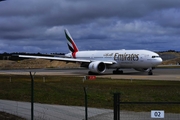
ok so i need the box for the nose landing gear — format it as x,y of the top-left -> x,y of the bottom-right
147,68 -> 153,75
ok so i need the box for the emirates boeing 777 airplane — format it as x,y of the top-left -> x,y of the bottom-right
19,29 -> 162,75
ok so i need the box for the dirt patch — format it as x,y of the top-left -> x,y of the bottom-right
0,59 -> 80,69
161,57 -> 180,65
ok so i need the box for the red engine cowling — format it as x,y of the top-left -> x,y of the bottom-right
88,61 -> 106,73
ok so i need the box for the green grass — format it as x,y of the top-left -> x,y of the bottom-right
0,75 -> 180,113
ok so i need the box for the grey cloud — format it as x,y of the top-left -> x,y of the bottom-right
40,0 -> 180,26
0,0 -> 180,53
148,9 -> 180,28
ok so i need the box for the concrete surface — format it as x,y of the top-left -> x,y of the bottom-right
0,99 -> 112,120
1,100 -> 180,120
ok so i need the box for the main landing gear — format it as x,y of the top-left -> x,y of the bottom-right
113,69 -> 123,74
148,69 -> 153,75
112,68 -> 154,75
88,71 -> 99,75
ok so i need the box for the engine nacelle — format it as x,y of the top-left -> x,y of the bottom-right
88,61 -> 106,73
134,68 -> 148,72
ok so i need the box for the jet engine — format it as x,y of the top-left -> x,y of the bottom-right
88,61 -> 106,73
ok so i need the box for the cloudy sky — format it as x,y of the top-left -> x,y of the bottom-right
0,0 -> 180,53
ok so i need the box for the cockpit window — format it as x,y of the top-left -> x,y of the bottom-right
152,56 -> 160,58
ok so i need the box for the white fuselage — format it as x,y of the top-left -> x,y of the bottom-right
19,29 -> 163,75
66,49 -> 162,69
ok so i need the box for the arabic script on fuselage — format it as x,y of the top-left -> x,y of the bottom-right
103,53 -> 139,61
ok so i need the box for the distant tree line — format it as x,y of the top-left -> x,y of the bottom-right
158,50 -> 180,53
0,50 -> 179,61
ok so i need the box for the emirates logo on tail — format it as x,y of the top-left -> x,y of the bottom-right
65,29 -> 79,58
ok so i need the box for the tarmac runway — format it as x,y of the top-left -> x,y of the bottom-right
0,68 -> 180,81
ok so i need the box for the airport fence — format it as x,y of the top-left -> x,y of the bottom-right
114,93 -> 180,120
0,72 -> 113,120
1,95 -> 180,120
0,73 -> 180,120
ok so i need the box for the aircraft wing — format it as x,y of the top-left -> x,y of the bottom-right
19,55 -> 116,64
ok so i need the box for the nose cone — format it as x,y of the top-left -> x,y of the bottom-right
159,57 -> 163,63
157,57 -> 163,65
152,57 -> 163,67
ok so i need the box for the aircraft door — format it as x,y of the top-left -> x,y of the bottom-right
143,54 -> 153,66
140,54 -> 147,62
140,56 -> 144,62
139,54 -> 150,66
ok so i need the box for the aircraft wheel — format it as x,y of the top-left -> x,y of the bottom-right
113,70 -> 116,74
148,70 -> 153,75
88,71 -> 98,75
113,70 -> 123,74
88,71 -> 93,75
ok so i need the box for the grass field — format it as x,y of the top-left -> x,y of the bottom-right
0,74 -> 180,113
